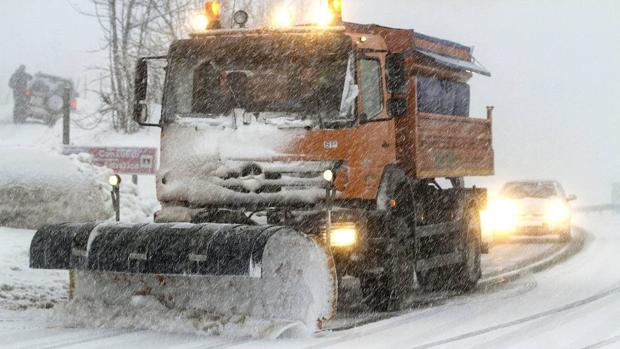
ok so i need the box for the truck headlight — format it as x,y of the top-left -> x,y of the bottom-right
329,224 -> 357,247
545,201 -> 570,225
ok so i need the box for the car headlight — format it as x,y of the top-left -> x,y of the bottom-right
482,199 -> 519,234
545,201 -> 570,224
329,224 -> 357,247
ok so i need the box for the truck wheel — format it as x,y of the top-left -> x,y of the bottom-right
360,273 -> 393,312
417,268 -> 450,292
362,167 -> 417,311
454,204 -> 482,291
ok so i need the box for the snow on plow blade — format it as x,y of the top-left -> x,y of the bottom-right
30,222 -> 337,332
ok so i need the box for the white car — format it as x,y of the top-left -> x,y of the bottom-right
482,180 -> 576,242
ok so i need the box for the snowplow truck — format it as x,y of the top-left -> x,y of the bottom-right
30,20 -> 493,331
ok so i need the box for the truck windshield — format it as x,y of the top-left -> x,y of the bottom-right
165,48 -> 355,128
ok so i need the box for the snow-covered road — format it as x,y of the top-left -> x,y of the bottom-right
2,212 -> 612,348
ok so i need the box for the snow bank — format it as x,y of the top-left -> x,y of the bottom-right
0,228 -> 68,311
0,148 -> 157,229
0,148 -> 110,229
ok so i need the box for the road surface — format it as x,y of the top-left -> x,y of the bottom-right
1,212 -> 606,348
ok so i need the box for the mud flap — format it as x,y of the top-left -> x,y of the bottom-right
30,222 -> 337,330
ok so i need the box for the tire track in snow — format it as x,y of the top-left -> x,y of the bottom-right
408,283 -> 620,349
580,334 -> 620,349
6,329 -> 143,349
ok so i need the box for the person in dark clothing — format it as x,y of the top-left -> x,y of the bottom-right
9,65 -> 32,122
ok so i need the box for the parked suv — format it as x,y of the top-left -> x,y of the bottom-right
21,73 -> 77,126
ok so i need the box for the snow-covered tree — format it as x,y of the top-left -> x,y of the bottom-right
81,0 -> 323,133
80,0 -> 199,133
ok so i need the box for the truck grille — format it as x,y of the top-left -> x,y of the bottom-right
214,161 -> 333,194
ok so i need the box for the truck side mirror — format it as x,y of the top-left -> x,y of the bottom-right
388,98 -> 407,117
134,58 -> 147,123
133,58 -> 153,126
386,53 -> 406,93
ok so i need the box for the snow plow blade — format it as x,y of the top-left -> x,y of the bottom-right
30,222 -> 337,331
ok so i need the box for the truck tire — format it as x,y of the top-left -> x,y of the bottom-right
417,268 -> 449,292
453,204 -> 482,291
361,168 -> 417,311
360,272 -> 393,312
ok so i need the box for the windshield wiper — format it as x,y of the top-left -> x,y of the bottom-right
310,86 -> 325,129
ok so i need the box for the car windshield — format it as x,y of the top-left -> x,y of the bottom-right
164,35 -> 356,128
501,182 -> 558,199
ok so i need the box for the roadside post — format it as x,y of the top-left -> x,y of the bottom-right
109,174 -> 122,221
62,87 -> 71,145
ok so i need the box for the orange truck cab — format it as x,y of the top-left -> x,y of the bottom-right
133,19 -> 493,311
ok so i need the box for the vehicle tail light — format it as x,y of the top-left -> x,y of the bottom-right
24,89 -> 32,97
70,99 -> 78,110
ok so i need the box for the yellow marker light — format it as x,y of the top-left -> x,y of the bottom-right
545,200 -> 570,225
328,0 -> 343,23
209,1 -> 221,18
204,0 -> 221,29
273,6 -> 293,28
191,13 -> 209,32
329,225 -> 357,247
108,174 -> 122,187
331,0 -> 343,12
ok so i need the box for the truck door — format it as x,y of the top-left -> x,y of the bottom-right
346,52 -> 397,200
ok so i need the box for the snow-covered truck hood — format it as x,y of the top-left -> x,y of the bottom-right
157,120 -> 334,208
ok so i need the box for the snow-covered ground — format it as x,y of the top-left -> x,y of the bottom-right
0,227 -> 67,311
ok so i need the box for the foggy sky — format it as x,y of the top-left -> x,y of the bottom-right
1,0 -> 619,204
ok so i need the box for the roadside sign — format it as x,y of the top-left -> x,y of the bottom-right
62,146 -> 158,175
